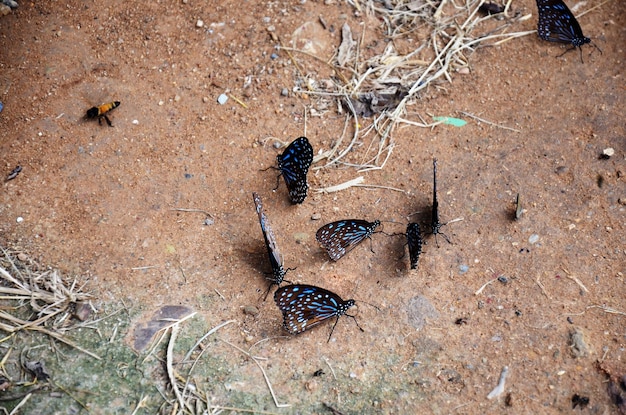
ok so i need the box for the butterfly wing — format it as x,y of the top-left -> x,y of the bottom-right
252,193 -> 285,284
274,284 -> 354,334
316,220 -> 381,261
406,223 -> 422,270
536,0 -> 590,46
277,137 -> 314,204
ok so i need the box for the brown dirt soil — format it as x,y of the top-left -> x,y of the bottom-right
1,0 -> 625,413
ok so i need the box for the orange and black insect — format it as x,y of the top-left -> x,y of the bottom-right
86,101 -> 120,127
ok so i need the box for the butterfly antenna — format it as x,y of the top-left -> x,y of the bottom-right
355,300 -> 381,312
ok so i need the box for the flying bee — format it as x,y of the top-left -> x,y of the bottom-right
85,101 -> 120,127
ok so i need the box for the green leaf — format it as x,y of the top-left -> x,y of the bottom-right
432,116 -> 467,127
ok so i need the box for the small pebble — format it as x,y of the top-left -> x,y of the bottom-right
73,302 -> 93,321
17,253 -> 28,262
459,264 -> 469,273
602,147 -> 614,158
569,328 -> 589,358
204,218 -> 214,226
311,213 -> 321,220
196,20 -> 204,28
132,119 -> 139,125
528,234 -> 539,244
497,276 -> 508,284
16,217 -> 23,223
270,53 -> 278,60
280,88 -> 289,96
217,94 -> 228,105
243,305 -> 259,317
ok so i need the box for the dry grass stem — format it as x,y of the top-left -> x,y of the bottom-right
458,111 -> 521,132
0,247 -> 99,359
285,0 -> 531,177
221,339 -> 291,408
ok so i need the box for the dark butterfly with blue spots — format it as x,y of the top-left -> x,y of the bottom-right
276,136 -> 313,204
430,159 -> 451,246
316,219 -> 380,261
536,0 -> 596,60
253,192 -> 290,300
406,222 -> 423,270
274,284 -> 362,342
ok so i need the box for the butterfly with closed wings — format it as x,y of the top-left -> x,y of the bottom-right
252,192 -> 292,300
406,222 -> 423,270
275,137 -> 313,204
274,284 -> 362,342
536,0 -> 599,61
316,219 -> 381,261
429,159 -> 451,246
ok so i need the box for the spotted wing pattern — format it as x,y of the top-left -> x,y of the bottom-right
316,219 -> 380,261
274,284 -> 356,337
277,136 -> 313,204
536,0 -> 590,47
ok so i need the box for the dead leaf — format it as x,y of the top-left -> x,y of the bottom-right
337,23 -> 356,67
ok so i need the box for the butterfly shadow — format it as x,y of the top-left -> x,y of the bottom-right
240,244 -> 293,301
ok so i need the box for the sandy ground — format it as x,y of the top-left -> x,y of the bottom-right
0,0 -> 625,413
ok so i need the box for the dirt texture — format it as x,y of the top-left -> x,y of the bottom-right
0,0 -> 625,413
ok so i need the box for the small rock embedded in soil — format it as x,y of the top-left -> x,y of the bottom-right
569,328 -> 589,358
406,295 -> 438,330
600,147 -> 614,159
243,305 -> 259,317
73,301 -> 93,321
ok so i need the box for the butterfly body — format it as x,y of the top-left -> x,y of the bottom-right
430,159 -> 451,246
276,137 -> 313,204
252,193 -> 288,299
406,223 -> 422,270
316,219 -> 380,261
274,284 -> 358,340
536,0 -> 590,48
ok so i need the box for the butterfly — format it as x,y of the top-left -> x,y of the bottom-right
536,0 -> 594,60
406,222 -> 423,270
252,192 -> 290,300
274,284 -> 362,342
276,136 -> 314,204
430,159 -> 451,246
316,219 -> 381,261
